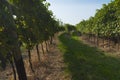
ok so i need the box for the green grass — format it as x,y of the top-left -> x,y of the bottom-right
58,33 -> 120,80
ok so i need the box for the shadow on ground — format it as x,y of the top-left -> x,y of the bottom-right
58,33 -> 120,80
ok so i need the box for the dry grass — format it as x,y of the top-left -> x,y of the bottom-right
0,35 -> 70,80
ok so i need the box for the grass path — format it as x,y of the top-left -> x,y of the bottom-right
58,33 -> 120,80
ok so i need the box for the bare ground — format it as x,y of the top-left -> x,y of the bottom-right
80,36 -> 120,57
0,35 -> 71,80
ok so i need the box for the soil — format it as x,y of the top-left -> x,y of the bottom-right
1,34 -> 120,80
81,35 -> 120,57
0,35 -> 71,80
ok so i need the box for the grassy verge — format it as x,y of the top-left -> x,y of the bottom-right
58,33 -> 120,80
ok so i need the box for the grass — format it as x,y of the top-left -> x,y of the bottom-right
58,33 -> 120,80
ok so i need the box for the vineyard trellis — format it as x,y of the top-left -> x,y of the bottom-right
0,0 -> 63,80
76,0 -> 120,49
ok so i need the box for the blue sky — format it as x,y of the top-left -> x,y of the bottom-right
46,0 -> 111,25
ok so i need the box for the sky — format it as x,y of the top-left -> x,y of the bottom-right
46,0 -> 111,25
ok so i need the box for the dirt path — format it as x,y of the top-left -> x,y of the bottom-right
32,38 -> 70,80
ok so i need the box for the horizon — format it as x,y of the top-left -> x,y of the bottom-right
47,0 -> 111,25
